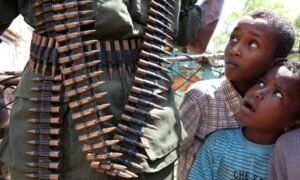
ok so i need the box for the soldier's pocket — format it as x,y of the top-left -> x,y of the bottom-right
140,72 -> 183,161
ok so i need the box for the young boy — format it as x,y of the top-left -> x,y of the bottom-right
268,128 -> 300,179
178,9 -> 295,180
189,61 -> 300,180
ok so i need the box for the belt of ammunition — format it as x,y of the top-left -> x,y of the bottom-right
26,0 -> 177,178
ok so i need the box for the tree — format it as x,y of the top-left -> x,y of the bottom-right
207,0 -> 300,55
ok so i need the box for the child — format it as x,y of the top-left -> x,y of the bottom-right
268,128 -> 300,179
178,9 -> 295,180
189,61 -> 300,180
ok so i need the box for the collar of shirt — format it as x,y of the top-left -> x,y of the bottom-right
222,78 -> 243,117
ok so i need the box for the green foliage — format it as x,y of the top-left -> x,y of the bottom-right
208,0 -> 300,54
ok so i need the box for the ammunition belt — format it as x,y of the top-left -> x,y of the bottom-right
25,0 -> 176,179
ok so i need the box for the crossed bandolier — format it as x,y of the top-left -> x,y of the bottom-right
26,0 -> 175,178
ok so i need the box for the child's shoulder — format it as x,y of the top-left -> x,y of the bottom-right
186,78 -> 226,96
206,128 -> 239,144
276,129 -> 300,146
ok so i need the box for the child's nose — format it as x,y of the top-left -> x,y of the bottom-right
252,88 -> 266,100
230,44 -> 241,56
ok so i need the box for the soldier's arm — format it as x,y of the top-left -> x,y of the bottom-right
0,0 -> 19,36
176,0 -> 224,50
187,0 -> 225,54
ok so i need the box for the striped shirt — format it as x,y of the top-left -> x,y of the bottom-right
178,78 -> 242,180
189,128 -> 274,180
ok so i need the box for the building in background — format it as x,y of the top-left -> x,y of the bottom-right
0,15 -> 32,72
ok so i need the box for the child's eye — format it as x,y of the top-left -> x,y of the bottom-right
257,80 -> 264,87
230,35 -> 238,43
249,41 -> 259,48
273,90 -> 283,99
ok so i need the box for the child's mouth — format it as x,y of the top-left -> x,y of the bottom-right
243,101 -> 255,112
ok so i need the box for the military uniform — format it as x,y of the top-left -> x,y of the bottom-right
0,0 -> 203,179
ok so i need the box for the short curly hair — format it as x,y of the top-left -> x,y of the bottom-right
247,9 -> 295,58
271,60 -> 300,119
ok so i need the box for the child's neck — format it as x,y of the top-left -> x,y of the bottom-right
242,127 -> 283,145
231,80 -> 257,97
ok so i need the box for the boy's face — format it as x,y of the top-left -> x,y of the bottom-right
239,66 -> 300,133
224,16 -> 277,82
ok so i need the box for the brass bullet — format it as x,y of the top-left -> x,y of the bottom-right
35,36 -> 49,74
86,152 -> 123,161
36,10 -> 94,27
150,0 -> 174,17
28,117 -> 60,125
91,161 -> 126,170
116,156 -> 144,171
35,1 -> 93,16
31,84 -> 61,92
71,103 -> 110,121
131,86 -> 166,101
26,162 -> 60,169
136,67 -> 169,82
138,59 -> 170,73
122,40 -> 132,74
130,39 -> 138,70
56,30 -> 96,43
114,40 -> 123,77
128,94 -> 164,110
153,0 -> 174,11
149,7 -> 174,25
59,50 -> 99,64
27,128 -> 60,135
75,115 -> 114,131
26,150 -> 60,158
147,16 -> 174,33
69,92 -> 107,109
104,41 -> 113,80
121,114 -> 158,130
142,41 -> 172,56
125,105 -> 162,121
25,173 -> 59,180
114,134 -> 149,149
30,35 -> 42,72
57,40 -> 98,53
42,38 -> 55,76
32,0 -> 50,7
140,50 -> 171,64
112,144 -> 148,160
118,123 -> 154,140
82,140 -> 120,152
30,96 -> 61,103
63,71 -> 103,86
53,20 -> 96,33
79,127 -> 116,142
65,81 -> 104,97
29,106 -> 60,113
134,76 -> 168,91
145,24 -> 173,40
32,74 -> 62,82
29,33 -> 37,70
143,32 -> 173,49
27,139 -> 60,147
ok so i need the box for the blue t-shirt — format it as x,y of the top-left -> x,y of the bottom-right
189,128 -> 274,180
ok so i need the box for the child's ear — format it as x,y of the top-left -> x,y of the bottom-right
284,120 -> 300,132
272,58 -> 287,67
